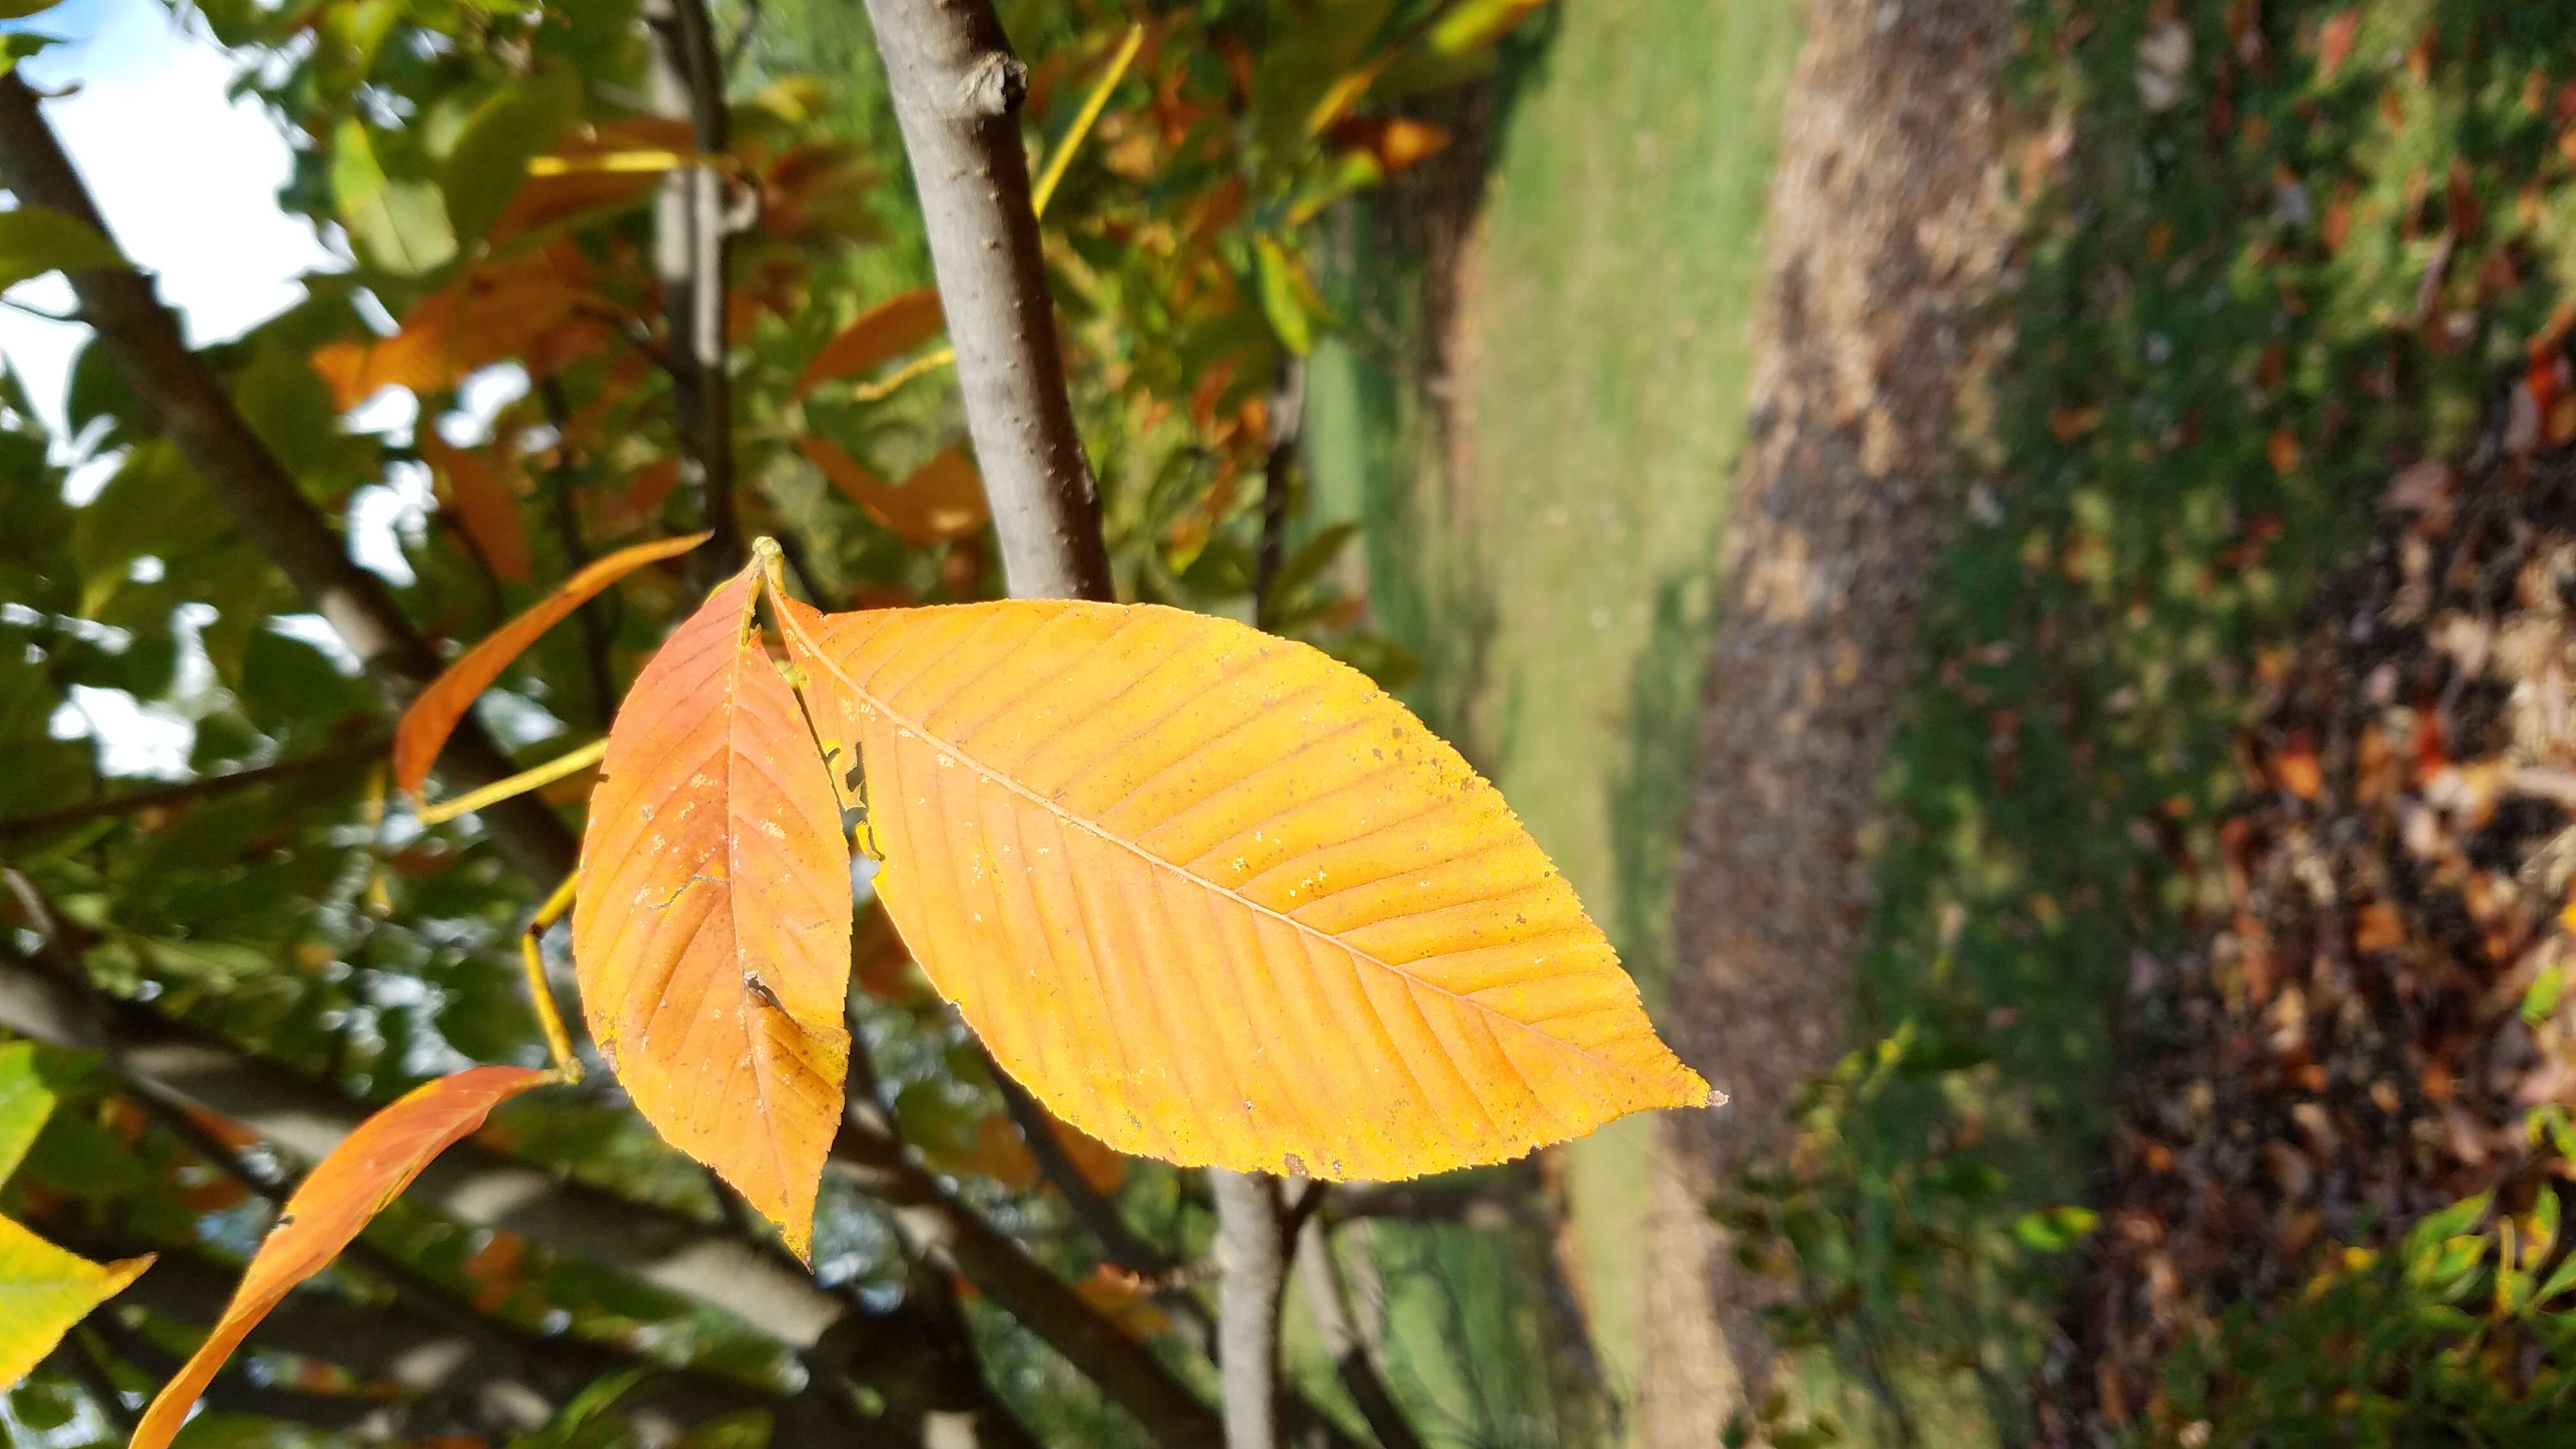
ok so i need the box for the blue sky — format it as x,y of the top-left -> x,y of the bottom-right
3,0 -> 333,434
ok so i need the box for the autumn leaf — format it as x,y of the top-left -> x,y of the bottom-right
571,564 -> 852,1257
792,288 -> 946,397
0,1218 -> 151,1390
782,599 -> 1712,1181
418,434 -> 533,583
393,532 -> 709,795
797,437 -> 990,546
130,1066 -> 548,1448
2317,10 -> 2358,82
487,116 -> 694,246
309,245 -> 605,410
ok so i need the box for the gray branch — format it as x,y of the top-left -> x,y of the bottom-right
858,0 -> 1113,601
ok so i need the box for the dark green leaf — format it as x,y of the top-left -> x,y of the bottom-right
0,205 -> 124,292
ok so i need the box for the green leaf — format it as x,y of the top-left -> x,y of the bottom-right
2537,1250 -> 2576,1308
0,1216 -> 151,1388
670,1409 -> 772,1449
0,205 -> 124,293
1262,521 -> 1360,612
442,70 -> 583,245
1253,234 -> 1318,356
336,121 -> 455,277
2405,1192 -> 2494,1275
0,1041 -> 55,1182
0,0 -> 61,22
2011,1204 -> 2101,1252
2527,963 -> 2565,1027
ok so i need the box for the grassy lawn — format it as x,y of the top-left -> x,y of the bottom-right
1319,0 -> 2576,1442
1306,0 -> 1798,1428
1757,1 -> 2576,1441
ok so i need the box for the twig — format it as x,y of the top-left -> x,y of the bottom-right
0,738 -> 383,843
537,378 -> 619,728
1253,359 -> 1307,629
860,0 -> 1114,601
1294,1216 -> 1428,1449
642,0 -> 744,583
980,1043 -> 1174,1276
0,74 -> 578,885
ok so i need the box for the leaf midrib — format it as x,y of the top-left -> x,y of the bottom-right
801,612 -> 1683,1098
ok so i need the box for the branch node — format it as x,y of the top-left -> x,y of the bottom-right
958,51 -> 1027,116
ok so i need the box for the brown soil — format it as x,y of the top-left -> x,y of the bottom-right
1642,0 -> 2017,1439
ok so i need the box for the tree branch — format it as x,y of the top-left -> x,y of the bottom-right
0,737 -> 384,845
0,74 -> 579,885
980,1043 -> 1175,1278
831,1109 -> 1227,1449
1209,1171 -> 1284,1449
1294,1216 -> 1426,1449
859,0 -> 1113,601
643,0 -> 744,582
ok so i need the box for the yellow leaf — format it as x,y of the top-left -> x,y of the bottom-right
571,564 -> 852,1257
783,600 -> 1711,1181
0,1216 -> 150,1390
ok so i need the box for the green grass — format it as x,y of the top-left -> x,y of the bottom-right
1307,0 -> 1798,1427
1758,2 -> 2576,1441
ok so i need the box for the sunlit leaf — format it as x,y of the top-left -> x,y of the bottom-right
308,245 -> 602,410
0,1217 -> 150,1390
488,117 -> 693,245
394,532 -> 708,793
783,599 -> 1712,1181
130,1066 -> 548,1449
571,565 -> 851,1257
0,204 -> 124,293
792,288 -> 945,397
0,1042 -> 49,1182
797,436 -> 989,547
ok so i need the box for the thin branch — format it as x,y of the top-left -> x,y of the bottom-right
0,737 -> 389,845
838,1032 -> 1046,1449
860,0 -> 1114,601
832,1109 -> 1228,1449
643,0 -> 744,583
1209,1170 -> 1285,1449
980,1043 -> 1174,1277
1295,1216 -> 1428,1449
537,378 -> 620,729
0,74 -> 578,885
1252,359 -> 1307,631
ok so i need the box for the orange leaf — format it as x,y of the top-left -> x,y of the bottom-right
418,436 -> 533,583
487,117 -> 694,246
793,288 -> 946,398
2317,10 -> 2358,81
781,601 -> 1712,1181
393,532 -> 709,794
571,564 -> 852,1257
596,457 -> 684,537
1325,116 -> 1451,176
1074,1263 -> 1172,1339
2048,404 -> 2101,441
798,437 -> 990,546
2267,426 -> 2301,473
309,247 -> 602,411
459,1229 -> 526,1313
131,1066 -> 548,1449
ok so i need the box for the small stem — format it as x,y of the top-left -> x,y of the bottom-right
0,739 -> 383,843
